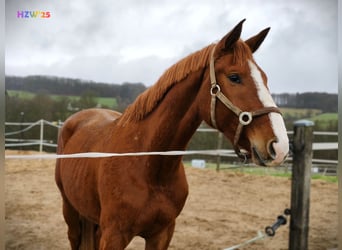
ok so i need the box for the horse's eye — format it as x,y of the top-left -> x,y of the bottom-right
228,74 -> 241,84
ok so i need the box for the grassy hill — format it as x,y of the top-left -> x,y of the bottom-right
306,113 -> 338,130
280,108 -> 337,132
7,90 -> 118,109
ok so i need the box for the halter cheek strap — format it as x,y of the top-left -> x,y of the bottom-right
209,45 -> 282,158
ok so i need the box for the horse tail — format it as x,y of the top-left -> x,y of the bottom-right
79,216 -> 97,250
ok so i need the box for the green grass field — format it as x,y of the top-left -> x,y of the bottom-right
7,90 -> 117,108
7,90 -> 36,99
308,113 -> 338,121
280,107 -> 337,130
95,96 -> 118,108
306,113 -> 338,130
279,108 -> 338,122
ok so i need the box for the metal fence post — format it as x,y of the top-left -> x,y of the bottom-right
289,120 -> 314,250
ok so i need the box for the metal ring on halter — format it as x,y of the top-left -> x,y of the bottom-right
210,84 -> 221,96
239,112 -> 253,125
235,148 -> 249,163
240,152 -> 248,164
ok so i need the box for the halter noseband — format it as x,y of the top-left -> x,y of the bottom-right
209,45 -> 282,159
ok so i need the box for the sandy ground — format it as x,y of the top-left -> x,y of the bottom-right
5,150 -> 338,250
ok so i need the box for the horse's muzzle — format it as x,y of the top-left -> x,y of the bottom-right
252,138 -> 289,167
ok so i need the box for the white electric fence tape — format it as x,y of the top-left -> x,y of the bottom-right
5,149 -> 236,160
223,230 -> 267,250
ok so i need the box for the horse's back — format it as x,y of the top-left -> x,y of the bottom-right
57,108 -> 121,153
55,108 -> 121,194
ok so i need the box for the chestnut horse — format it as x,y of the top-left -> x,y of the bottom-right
55,19 -> 289,250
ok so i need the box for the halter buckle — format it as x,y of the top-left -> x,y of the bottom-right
239,112 -> 253,125
210,84 -> 221,96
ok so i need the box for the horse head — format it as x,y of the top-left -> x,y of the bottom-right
200,19 -> 289,167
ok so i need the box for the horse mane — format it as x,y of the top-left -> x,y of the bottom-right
119,40 -> 251,123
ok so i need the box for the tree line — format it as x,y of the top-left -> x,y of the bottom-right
6,75 -> 146,108
272,93 -> 337,113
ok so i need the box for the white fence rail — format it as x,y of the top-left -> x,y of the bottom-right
5,119 -> 63,151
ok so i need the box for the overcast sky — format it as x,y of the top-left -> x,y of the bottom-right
5,0 -> 338,93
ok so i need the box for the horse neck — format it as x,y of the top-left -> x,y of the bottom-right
143,69 -> 205,151
135,70 -> 206,181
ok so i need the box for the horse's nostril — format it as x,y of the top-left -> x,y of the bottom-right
267,139 -> 278,160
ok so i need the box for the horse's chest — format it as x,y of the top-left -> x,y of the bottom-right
152,186 -> 186,214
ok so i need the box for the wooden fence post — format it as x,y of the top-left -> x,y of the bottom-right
216,132 -> 223,171
289,119 -> 314,250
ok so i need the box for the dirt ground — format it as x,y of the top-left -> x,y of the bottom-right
5,150 -> 338,250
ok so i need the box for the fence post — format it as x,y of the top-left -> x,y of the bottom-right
216,132 -> 223,171
289,119 -> 314,250
20,112 -> 25,151
39,119 -> 44,152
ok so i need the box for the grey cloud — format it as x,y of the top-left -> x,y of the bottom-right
5,0 -> 338,93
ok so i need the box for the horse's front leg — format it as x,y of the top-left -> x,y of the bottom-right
98,227 -> 133,250
144,221 -> 176,250
98,214 -> 134,250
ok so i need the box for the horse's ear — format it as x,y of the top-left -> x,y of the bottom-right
217,19 -> 246,52
245,27 -> 271,53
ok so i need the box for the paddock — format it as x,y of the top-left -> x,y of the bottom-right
5,150 -> 338,250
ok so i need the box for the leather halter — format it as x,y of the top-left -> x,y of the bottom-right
209,45 -> 282,158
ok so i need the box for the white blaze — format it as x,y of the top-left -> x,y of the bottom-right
248,60 -> 289,165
